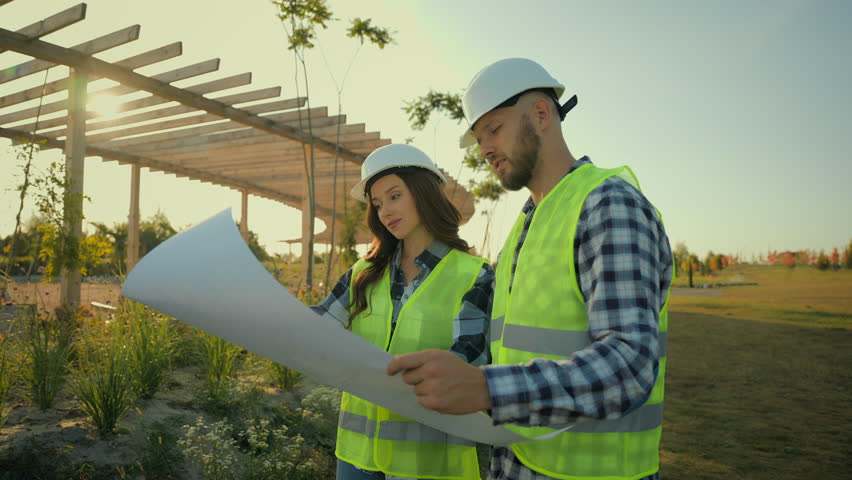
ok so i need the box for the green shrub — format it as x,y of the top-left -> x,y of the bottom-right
178,416 -> 334,480
69,321 -> 137,437
297,386 -> 341,453
178,417 -> 239,480
136,417 -> 184,479
22,311 -> 74,409
269,361 -> 303,390
199,333 -> 241,401
123,302 -> 174,399
0,333 -> 20,429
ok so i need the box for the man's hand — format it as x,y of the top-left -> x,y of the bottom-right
387,349 -> 492,415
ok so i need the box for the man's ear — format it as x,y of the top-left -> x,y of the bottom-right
531,96 -> 554,132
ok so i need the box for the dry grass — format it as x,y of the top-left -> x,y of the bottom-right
662,265 -> 852,479
670,265 -> 852,329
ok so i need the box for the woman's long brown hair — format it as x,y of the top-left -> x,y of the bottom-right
348,167 -> 470,325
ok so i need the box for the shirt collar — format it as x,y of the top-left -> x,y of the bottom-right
391,239 -> 450,270
521,155 -> 592,214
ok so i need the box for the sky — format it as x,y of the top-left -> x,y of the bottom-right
1,0 -> 850,262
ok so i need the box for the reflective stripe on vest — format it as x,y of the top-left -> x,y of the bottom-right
491,316 -> 668,357
340,411 -> 476,446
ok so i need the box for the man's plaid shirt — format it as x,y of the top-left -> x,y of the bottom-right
485,157 -> 673,480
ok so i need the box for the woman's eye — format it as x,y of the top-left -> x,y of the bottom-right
391,193 -> 400,200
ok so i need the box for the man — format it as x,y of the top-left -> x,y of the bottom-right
387,58 -> 673,480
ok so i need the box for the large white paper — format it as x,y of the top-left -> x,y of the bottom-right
122,209 -> 530,446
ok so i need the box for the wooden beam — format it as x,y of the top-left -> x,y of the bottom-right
0,42 -> 183,110
170,136 -> 384,170
0,126 -> 338,217
98,107 -> 332,150
0,28 -> 370,164
0,25 -> 141,84
165,124 -> 367,166
109,114 -> 345,157
0,57 -> 221,127
114,114 -> 356,153
59,69 -> 86,306
1,4 -> 87,54
80,87 -> 284,143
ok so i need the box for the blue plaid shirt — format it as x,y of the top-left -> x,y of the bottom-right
311,240 -> 494,367
486,157 -> 672,480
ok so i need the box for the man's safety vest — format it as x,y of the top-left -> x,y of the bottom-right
491,164 -> 670,480
336,249 -> 485,480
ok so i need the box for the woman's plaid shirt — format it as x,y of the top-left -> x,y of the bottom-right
311,240 -> 494,367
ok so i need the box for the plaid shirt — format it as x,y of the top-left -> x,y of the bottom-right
311,240 -> 494,366
486,157 -> 672,480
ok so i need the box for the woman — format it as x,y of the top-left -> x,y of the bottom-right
311,144 -> 493,480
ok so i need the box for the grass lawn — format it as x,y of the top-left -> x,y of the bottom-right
661,265 -> 851,479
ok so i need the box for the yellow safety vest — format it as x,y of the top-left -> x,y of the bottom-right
491,163 -> 671,480
336,248 -> 486,480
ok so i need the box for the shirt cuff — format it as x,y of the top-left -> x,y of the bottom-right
483,363 -> 535,426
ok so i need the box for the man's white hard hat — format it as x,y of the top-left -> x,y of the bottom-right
351,143 -> 447,202
459,58 -> 575,148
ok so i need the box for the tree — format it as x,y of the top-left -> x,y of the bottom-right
402,92 -> 506,254
781,251 -> 795,268
816,250 -> 830,271
274,0 -> 394,290
672,242 -> 689,276
845,240 -> 852,269
235,222 -> 271,262
829,248 -> 840,269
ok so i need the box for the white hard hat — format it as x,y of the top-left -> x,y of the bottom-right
459,58 -> 575,148
351,144 -> 447,202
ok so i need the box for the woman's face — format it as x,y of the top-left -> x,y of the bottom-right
369,173 -> 423,241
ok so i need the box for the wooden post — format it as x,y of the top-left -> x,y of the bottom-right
301,143 -> 315,287
239,189 -> 248,242
127,164 -> 141,272
60,68 -> 87,306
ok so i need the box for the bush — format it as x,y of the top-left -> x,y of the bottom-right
269,361 -> 303,391
178,416 -> 334,480
69,321 -> 137,437
0,333 -> 21,429
123,302 -> 174,398
22,311 -> 74,410
297,386 -> 341,453
136,417 -> 184,479
199,333 -> 241,401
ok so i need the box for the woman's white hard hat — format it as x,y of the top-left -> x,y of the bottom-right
459,58 -> 570,148
351,143 -> 447,202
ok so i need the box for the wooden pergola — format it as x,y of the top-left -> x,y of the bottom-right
0,3 -> 475,304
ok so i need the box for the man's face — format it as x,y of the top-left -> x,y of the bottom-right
472,105 -> 541,191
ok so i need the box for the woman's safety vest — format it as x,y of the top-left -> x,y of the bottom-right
490,164 -> 670,480
336,249 -> 486,480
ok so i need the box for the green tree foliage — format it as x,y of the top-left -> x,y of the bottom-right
846,239 -> 852,269
274,0 -> 333,50
347,17 -> 394,48
672,242 -> 689,276
403,91 -> 464,130
338,200 -> 366,268
403,92 -> 505,206
235,222 -> 271,262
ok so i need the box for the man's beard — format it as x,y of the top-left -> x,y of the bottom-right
498,114 -> 541,191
